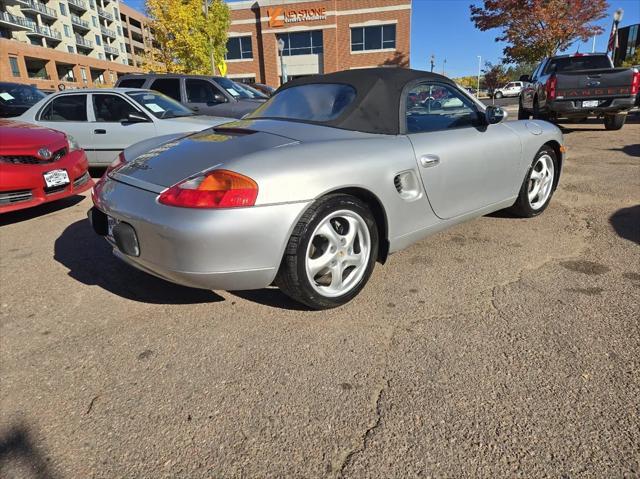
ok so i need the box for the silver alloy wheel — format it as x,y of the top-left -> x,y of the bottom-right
305,209 -> 371,298
528,153 -> 555,210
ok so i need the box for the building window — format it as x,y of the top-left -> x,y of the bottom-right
95,34 -> 101,46
117,26 -> 122,35
225,36 -> 252,60
80,67 -> 87,84
68,46 -> 75,53
60,3 -> 67,15
90,0 -> 95,9
64,25 -> 71,38
120,43 -> 125,52
276,31 -> 323,56
98,52 -> 103,59
9,57 -> 20,77
92,16 -> 98,27
351,24 -> 396,52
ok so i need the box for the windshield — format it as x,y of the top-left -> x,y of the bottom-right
0,83 -> 45,106
215,77 -> 255,99
248,83 -> 357,122
126,91 -> 194,119
545,55 -> 612,74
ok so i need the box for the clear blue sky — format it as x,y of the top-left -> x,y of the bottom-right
122,0 -> 640,77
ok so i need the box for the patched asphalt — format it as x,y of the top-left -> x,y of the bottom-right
1,116 -> 638,478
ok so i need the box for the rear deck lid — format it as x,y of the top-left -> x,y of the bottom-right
111,125 -> 297,192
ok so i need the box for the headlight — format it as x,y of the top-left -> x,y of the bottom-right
67,135 -> 81,152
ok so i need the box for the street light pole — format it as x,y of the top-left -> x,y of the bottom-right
204,0 -> 215,74
430,54 -> 435,72
442,58 -> 447,76
476,55 -> 481,98
278,37 -> 286,86
611,8 -> 624,65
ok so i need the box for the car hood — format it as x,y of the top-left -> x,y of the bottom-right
0,120 -> 67,154
110,125 -> 298,192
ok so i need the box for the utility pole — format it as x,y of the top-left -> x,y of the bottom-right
442,58 -> 447,76
476,55 -> 482,99
430,54 -> 435,72
204,0 -> 215,75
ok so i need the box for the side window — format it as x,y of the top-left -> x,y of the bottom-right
40,94 -> 87,121
118,78 -> 146,88
531,61 -> 544,80
149,78 -> 181,101
185,79 -> 225,103
406,83 -> 480,134
92,94 -> 141,122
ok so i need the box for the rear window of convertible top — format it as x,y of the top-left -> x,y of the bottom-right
248,83 -> 356,122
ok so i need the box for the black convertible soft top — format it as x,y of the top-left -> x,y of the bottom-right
276,68 -> 457,135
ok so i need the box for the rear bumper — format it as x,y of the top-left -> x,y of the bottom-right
549,97 -> 636,117
0,150 -> 93,213
91,176 -> 310,290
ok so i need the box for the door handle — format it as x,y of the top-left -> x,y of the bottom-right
420,154 -> 440,168
94,129 -> 106,134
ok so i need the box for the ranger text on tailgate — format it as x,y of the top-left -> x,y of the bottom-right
518,53 -> 640,130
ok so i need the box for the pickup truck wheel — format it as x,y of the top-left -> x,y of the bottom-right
532,100 -> 548,121
603,113 -> 626,130
517,100 -> 529,120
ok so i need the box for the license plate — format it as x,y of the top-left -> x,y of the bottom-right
43,169 -> 70,188
582,100 -> 599,108
107,215 -> 119,241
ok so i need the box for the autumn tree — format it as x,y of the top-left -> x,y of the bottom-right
470,0 -> 609,64
482,62 -> 510,101
145,0 -> 230,74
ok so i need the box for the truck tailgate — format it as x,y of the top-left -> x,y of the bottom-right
555,68 -> 634,100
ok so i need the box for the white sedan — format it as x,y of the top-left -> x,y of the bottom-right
17,88 -> 230,166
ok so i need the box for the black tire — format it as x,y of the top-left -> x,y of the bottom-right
603,113 -> 626,130
494,91 -> 503,99
517,99 -> 529,120
532,98 -> 549,121
276,194 -> 379,310
507,145 -> 558,218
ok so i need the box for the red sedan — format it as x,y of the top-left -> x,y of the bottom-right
0,120 -> 93,213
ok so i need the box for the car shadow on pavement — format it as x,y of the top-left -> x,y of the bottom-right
0,422 -> 58,479
229,288 -> 312,311
54,219 -> 224,305
609,205 -> 640,245
0,196 -> 85,227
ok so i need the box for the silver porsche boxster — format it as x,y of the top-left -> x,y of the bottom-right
90,68 -> 564,309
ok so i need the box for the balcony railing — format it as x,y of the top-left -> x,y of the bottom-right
104,44 -> 119,55
22,0 -> 58,20
100,25 -> 116,38
75,34 -> 93,49
27,24 -> 62,41
97,7 -> 113,21
67,0 -> 88,11
70,14 -> 90,30
0,11 -> 36,30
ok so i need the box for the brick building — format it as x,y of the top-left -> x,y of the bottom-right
225,0 -> 411,87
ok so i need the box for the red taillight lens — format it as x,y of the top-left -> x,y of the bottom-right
546,75 -> 557,101
158,169 -> 258,209
631,70 -> 640,96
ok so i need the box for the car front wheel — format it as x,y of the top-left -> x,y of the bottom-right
507,145 -> 558,218
277,194 -> 379,309
494,91 -> 503,99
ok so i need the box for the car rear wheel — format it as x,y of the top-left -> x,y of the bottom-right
603,113 -> 626,130
507,145 -> 558,218
517,99 -> 529,120
277,194 -> 378,309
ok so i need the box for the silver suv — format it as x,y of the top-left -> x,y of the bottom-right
115,74 -> 267,119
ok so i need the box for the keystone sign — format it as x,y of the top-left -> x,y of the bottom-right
267,6 -> 327,28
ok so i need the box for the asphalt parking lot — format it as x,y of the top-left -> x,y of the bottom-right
1,116 -> 639,478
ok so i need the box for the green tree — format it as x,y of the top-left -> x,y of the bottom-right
145,0 -> 230,74
621,49 -> 640,67
470,0 -> 609,64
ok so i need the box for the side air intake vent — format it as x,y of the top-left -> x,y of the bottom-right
393,171 -> 422,201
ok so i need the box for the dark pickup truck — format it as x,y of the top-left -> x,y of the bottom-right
518,53 -> 640,130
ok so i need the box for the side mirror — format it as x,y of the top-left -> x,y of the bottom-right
125,112 -> 149,123
519,74 -> 530,83
485,105 -> 506,125
213,92 -> 227,103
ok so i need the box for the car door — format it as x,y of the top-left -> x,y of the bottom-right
37,93 -> 94,162
89,93 -> 157,165
184,78 -> 230,116
406,82 -> 522,219
505,82 -> 517,96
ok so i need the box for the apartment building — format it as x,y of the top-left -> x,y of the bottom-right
0,0 -> 140,89
119,1 -> 158,69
